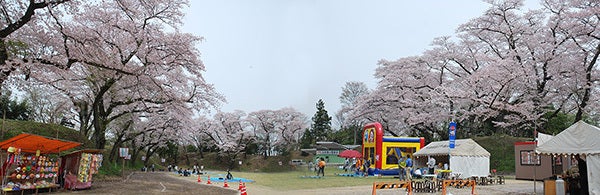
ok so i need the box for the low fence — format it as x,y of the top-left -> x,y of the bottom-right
372,181 -> 412,195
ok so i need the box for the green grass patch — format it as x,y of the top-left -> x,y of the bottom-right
473,135 -> 529,174
226,169 -> 402,190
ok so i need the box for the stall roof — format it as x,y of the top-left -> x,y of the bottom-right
315,141 -> 347,150
413,138 -> 490,157
537,120 -> 600,155
0,133 -> 81,154
62,149 -> 104,157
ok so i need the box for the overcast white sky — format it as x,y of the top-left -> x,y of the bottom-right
182,0 -> 539,120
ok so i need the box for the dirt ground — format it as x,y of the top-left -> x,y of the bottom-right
239,179 -> 544,195
52,172 -> 237,195
47,172 -> 545,195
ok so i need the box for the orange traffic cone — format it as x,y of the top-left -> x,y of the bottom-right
223,179 -> 230,188
240,183 -> 247,195
197,175 -> 202,183
206,175 -> 212,184
238,180 -> 243,190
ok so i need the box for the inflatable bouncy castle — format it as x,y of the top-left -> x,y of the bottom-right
362,122 -> 425,175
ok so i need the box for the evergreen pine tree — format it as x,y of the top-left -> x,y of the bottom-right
299,128 -> 313,149
311,99 -> 332,142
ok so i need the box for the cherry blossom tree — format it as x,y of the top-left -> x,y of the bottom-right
204,110 -> 253,168
0,0 -> 73,89
247,108 -> 307,157
349,0 -> 600,138
184,115 -> 214,159
16,0 -> 223,149
336,81 -> 370,128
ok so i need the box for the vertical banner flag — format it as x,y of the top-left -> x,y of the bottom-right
449,121 -> 457,149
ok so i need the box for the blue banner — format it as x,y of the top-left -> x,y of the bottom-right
449,121 -> 457,149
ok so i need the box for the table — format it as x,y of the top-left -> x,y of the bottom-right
437,170 -> 452,179
423,174 -> 437,180
2,186 -> 59,195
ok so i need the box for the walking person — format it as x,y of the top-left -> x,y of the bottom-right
405,154 -> 413,180
317,158 -> 326,177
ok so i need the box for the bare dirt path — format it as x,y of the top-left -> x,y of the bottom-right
239,177 -> 544,195
51,172 -> 545,195
53,172 -> 238,195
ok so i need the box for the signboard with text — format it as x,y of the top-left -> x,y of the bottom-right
119,148 -> 129,157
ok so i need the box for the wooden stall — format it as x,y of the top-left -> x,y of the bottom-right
0,133 -> 81,194
60,149 -> 103,190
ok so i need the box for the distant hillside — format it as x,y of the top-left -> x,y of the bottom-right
473,135 -> 530,174
0,119 -> 93,149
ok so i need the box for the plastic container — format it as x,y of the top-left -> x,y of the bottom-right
555,176 -> 565,195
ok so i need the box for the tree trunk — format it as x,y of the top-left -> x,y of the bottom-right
183,146 -> 190,166
0,39 -> 10,88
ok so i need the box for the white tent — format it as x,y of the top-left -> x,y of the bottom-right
537,121 -> 600,195
413,139 -> 490,178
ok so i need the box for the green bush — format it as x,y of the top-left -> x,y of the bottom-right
474,135 -> 529,174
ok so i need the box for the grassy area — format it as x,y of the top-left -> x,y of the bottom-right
473,135 -> 529,174
223,168 -> 401,190
0,119 -> 93,148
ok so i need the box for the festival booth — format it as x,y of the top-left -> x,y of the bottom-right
0,133 -> 81,194
536,121 -> 600,195
60,149 -> 103,190
413,138 -> 490,179
514,133 -> 568,180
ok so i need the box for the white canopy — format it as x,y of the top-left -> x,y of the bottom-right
537,120 -> 600,195
536,132 -> 553,146
414,139 -> 490,178
537,121 -> 600,155
413,138 -> 490,157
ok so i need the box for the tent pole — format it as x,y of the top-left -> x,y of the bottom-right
533,130 -> 537,195
1,109 -> 5,187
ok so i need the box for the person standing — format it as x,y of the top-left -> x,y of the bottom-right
363,158 -> 371,177
317,158 -> 326,177
355,158 -> 363,175
427,156 -> 436,175
405,154 -> 413,180
398,156 -> 406,181
344,158 -> 349,172
577,154 -> 588,195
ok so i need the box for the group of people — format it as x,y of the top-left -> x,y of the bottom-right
353,157 -> 371,177
308,157 -> 328,177
312,154 -> 440,179
141,164 -> 156,172
398,155 -> 442,181
397,154 -> 413,180
167,164 -> 206,177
